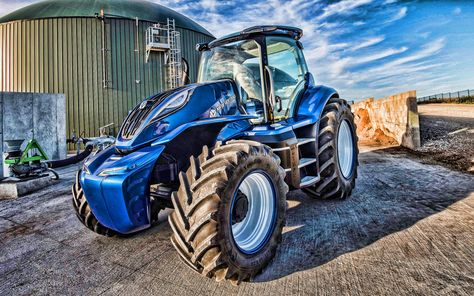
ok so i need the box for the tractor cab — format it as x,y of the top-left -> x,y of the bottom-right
197,26 -> 309,124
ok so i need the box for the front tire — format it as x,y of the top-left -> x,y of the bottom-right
303,98 -> 358,199
169,140 -> 288,285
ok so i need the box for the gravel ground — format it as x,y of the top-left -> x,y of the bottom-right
417,104 -> 474,173
0,146 -> 473,295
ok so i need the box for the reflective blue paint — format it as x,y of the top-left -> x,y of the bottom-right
79,38 -> 339,235
81,80 -> 255,234
115,80 -> 242,152
217,118 -> 253,142
81,145 -> 165,233
294,74 -> 338,123
151,115 -> 256,146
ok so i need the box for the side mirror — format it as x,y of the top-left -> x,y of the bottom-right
181,58 -> 191,85
196,43 -> 209,52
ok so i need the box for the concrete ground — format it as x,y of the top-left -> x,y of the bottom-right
417,103 -> 474,173
0,145 -> 473,295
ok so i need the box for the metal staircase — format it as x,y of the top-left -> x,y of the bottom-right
145,18 -> 182,89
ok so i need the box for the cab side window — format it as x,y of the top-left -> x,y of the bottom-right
266,37 -> 308,121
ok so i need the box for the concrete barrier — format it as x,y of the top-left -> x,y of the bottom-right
0,92 -> 66,178
351,90 -> 421,149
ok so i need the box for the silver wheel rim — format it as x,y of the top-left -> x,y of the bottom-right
231,171 -> 276,254
337,120 -> 354,179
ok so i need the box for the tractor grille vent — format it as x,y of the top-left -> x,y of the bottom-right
119,92 -> 170,139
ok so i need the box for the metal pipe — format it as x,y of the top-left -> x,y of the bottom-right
135,17 -> 140,84
101,9 -> 108,88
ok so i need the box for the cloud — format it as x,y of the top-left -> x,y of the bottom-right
384,7 -> 408,23
380,38 -> 445,68
0,0 -> 465,100
350,36 -> 385,51
351,47 -> 408,65
318,0 -> 373,19
345,39 -> 445,84
201,0 -> 218,10
0,0 -> 35,17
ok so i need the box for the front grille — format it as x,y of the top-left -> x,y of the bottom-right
119,92 -> 170,139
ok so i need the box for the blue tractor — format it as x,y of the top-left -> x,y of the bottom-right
72,26 -> 358,284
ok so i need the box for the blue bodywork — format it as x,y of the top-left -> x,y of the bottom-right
81,77 -> 337,234
80,24 -> 338,237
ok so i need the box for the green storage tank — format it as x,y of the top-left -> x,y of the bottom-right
0,0 -> 214,139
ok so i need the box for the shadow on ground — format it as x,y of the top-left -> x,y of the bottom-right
256,146 -> 474,282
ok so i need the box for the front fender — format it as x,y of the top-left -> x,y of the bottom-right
294,85 -> 338,123
151,115 -> 255,146
80,145 -> 165,234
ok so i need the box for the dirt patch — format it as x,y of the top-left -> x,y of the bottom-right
415,104 -> 474,173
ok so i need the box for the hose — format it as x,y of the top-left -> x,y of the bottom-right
47,168 -> 59,180
47,145 -> 93,168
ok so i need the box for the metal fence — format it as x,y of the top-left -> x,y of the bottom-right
417,89 -> 474,103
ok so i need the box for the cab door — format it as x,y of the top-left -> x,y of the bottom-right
265,37 -> 308,122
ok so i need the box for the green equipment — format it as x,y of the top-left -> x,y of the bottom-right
3,139 -> 55,179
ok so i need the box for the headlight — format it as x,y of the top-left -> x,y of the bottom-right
98,164 -> 136,176
152,90 -> 189,119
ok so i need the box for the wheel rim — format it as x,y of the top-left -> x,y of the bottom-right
230,170 -> 276,254
337,120 -> 354,179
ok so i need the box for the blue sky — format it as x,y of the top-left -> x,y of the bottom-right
2,0 -> 474,100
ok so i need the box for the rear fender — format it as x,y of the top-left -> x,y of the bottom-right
293,84 -> 339,123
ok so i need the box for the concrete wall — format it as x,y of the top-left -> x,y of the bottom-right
1,92 -> 66,177
351,90 -> 421,149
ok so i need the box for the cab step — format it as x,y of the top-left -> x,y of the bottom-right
300,175 -> 320,187
272,137 -> 315,152
297,138 -> 315,146
284,157 -> 317,172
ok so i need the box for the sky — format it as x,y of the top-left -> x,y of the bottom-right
1,0 -> 474,100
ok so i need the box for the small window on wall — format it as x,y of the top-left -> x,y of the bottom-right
266,36 -> 308,121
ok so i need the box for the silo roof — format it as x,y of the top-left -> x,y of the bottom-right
0,0 -> 213,37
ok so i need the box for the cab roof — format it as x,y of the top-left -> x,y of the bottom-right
202,26 -> 303,50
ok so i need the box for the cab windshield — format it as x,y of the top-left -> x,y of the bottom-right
198,36 -> 308,123
198,39 -> 265,120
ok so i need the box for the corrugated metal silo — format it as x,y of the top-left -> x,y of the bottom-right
0,0 -> 214,139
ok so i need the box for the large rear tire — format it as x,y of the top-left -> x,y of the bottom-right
72,170 -> 117,236
169,140 -> 288,285
303,98 -> 358,199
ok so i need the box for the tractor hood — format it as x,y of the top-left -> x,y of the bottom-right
116,80 -> 242,152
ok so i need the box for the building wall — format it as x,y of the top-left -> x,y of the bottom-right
0,17 -> 213,139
